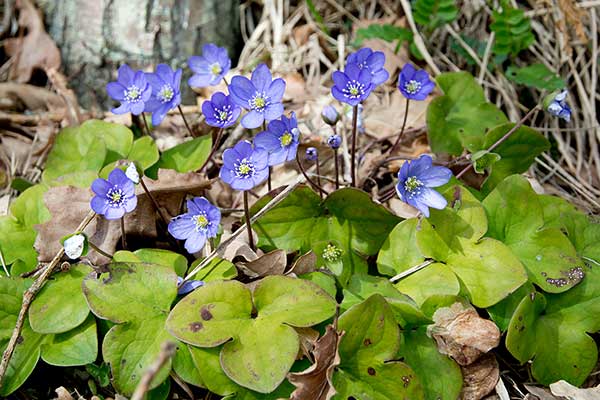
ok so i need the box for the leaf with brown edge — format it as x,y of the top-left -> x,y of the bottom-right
288,325 -> 344,400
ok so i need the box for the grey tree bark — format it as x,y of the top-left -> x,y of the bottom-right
37,0 -> 241,109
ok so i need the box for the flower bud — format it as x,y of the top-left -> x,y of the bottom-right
321,105 -> 340,126
327,134 -> 342,149
305,147 -> 318,161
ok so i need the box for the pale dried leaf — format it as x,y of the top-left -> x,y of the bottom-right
288,325 -> 344,400
4,0 -> 61,82
428,302 -> 500,366
388,198 -> 419,219
550,380 -> 600,400
53,387 -> 74,400
220,238 -> 259,263
0,83 -> 64,112
239,249 -> 287,278
460,354 -> 499,400
525,384 -> 562,400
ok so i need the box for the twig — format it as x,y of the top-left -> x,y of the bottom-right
130,341 -> 177,400
398,0 -> 441,75
389,259 -> 434,283
0,210 -> 96,385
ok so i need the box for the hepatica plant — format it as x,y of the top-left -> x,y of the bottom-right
3,35 -> 600,400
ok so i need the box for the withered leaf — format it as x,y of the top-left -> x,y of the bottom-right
239,249 -> 287,278
428,302 -> 500,366
288,324 -> 344,400
288,251 -> 317,276
460,353 -> 499,400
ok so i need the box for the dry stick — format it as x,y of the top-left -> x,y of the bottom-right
389,260 -> 435,283
0,210 -> 96,386
130,341 -> 177,400
295,153 -> 328,196
455,105 -> 540,180
184,179 -> 303,281
389,99 -> 410,155
350,105 -> 358,187
178,105 -> 194,137
243,191 -> 255,252
198,128 -> 224,174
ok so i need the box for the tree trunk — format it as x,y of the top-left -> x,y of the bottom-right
37,0 -> 241,109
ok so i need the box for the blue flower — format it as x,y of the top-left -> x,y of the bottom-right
106,64 -> 152,115
346,47 -> 389,86
327,134 -> 342,149
331,63 -> 374,106
305,147 -> 318,161
254,112 -> 300,166
229,64 -> 285,129
321,105 -> 340,126
202,92 -> 241,128
545,90 -> 571,122
177,277 -> 205,295
188,43 -> 231,87
144,64 -> 182,126
219,140 -> 269,190
168,197 -> 221,254
395,155 -> 452,217
90,168 -> 137,220
398,63 -> 435,101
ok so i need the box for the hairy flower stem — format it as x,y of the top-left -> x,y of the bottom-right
243,191 -> 255,252
0,211 -> 97,385
120,217 -> 127,250
178,105 -> 194,137
334,148 -> 340,189
87,241 -> 113,259
263,121 -> 272,191
198,128 -> 224,174
351,105 -> 358,187
222,76 -> 229,87
140,177 -> 170,227
296,153 -> 328,196
389,99 -> 410,154
455,105 -> 540,179
315,155 -> 323,199
141,113 -> 152,137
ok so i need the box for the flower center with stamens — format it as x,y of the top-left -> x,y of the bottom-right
124,85 -> 142,103
404,80 -> 422,95
192,214 -> 209,230
322,243 -> 342,262
235,159 -> 254,178
250,92 -> 268,111
210,63 -> 222,76
216,105 -> 232,123
107,188 -> 125,207
404,176 -> 423,198
343,80 -> 365,99
280,132 -> 293,146
158,84 -> 174,103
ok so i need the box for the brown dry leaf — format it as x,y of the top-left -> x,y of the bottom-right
295,326 -> 320,361
428,302 -> 500,366
288,325 -> 344,400
4,0 -> 61,82
0,83 -> 64,112
363,89 -> 430,140
282,72 -> 308,103
293,24 -> 314,46
239,249 -> 287,278
288,251 -> 317,276
388,198 -> 419,219
220,238 -> 259,263
459,353 -> 499,400
550,380 -> 600,400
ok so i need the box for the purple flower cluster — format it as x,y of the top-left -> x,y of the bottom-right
168,197 -> 221,254
395,155 -> 452,217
